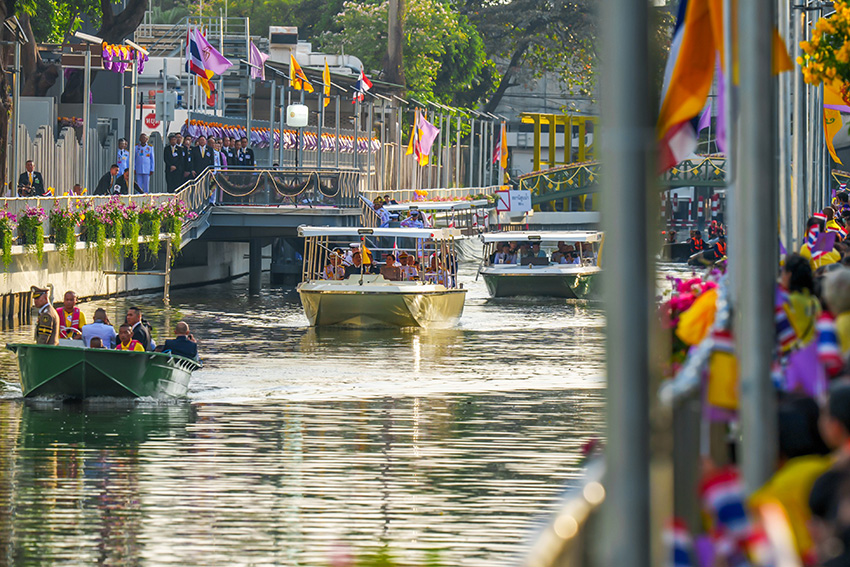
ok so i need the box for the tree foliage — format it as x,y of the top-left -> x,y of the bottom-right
197,0 -> 346,41
319,0 -> 494,107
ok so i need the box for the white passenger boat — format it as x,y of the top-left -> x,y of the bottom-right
297,226 -> 468,328
383,200 -> 492,261
478,231 -> 603,299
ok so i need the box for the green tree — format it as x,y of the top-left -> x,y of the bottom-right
197,0 -> 347,41
459,0 -> 597,112
320,0 -> 494,106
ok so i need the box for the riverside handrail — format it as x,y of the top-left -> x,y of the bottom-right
522,459 -> 605,567
361,184 -> 506,204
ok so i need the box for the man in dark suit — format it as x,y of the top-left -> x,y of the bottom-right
163,134 -> 184,192
93,164 -> 120,195
236,137 -> 255,167
191,136 -> 214,177
126,306 -> 151,351
155,321 -> 198,359
115,169 -> 141,195
17,160 -> 45,196
182,135 -> 194,182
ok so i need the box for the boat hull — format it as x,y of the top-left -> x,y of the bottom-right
298,282 -> 467,328
6,344 -> 201,399
481,269 -> 600,299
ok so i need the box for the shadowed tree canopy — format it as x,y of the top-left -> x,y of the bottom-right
319,0 -> 495,107
460,0 -> 597,113
197,0 -> 347,40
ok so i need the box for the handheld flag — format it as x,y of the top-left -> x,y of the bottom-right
290,54 -> 314,92
353,67 -> 373,103
249,41 -> 269,80
323,59 -> 331,108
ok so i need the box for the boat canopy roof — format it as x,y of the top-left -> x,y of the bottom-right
298,226 -> 464,239
383,199 -> 490,212
479,231 -> 603,243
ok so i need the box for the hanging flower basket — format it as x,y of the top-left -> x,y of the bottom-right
0,211 -> 16,270
17,206 -> 45,262
49,204 -> 80,264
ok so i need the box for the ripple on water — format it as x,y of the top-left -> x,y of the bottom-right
0,263 -> 607,566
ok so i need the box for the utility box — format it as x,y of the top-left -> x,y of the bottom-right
286,104 -> 308,127
155,91 -> 177,122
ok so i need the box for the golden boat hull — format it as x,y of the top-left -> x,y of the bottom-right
297,277 -> 467,328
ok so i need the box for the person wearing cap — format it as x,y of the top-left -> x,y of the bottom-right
31,286 -> 59,345
56,290 -> 86,339
400,253 -> 419,280
116,138 -> 129,175
401,209 -> 425,228
134,133 -> 155,193
322,251 -> 344,280
164,133 -> 185,193
81,308 -> 116,348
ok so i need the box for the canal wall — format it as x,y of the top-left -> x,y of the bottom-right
0,240 -> 257,323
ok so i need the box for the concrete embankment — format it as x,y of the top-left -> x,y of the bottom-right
0,239 -> 263,326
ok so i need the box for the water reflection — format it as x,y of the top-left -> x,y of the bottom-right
0,265 -> 608,565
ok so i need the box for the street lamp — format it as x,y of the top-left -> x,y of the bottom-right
73,31 -> 102,194
125,39 -> 148,195
4,16 -> 27,197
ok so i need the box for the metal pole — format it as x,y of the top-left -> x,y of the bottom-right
379,99 -> 387,193
778,0 -> 792,250
298,89 -> 305,170
11,40 -> 20,197
318,85 -> 324,169
367,100 -> 373,190
83,46 -> 92,193
443,112 -> 451,188
468,117 -> 475,188
219,13 -> 225,117
354,99 -> 360,172
736,0 -> 778,493
793,11 -> 806,250
455,115 -> 461,189
335,95 -> 341,169
395,103 -> 402,191
279,85 -> 285,167
246,71 -> 253,157
269,80 -> 276,167
436,112 -> 443,188
600,0 -> 651,557
128,57 -> 136,194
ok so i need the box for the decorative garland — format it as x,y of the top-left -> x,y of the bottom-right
268,171 -> 317,197
214,172 -> 265,197
182,119 -> 381,153
101,43 -> 148,73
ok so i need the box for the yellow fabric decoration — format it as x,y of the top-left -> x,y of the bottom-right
675,288 -> 718,346
707,348 -> 738,410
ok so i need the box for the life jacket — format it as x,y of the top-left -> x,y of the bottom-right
716,240 -> 727,256
116,340 -> 141,351
57,307 -> 81,338
690,237 -> 704,251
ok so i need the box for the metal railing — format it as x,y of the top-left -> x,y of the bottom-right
359,195 -> 380,227
213,168 -> 361,208
522,460 -> 605,567
136,16 -> 252,56
361,184 -> 504,204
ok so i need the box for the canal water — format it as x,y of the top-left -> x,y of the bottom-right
0,263 -> 612,566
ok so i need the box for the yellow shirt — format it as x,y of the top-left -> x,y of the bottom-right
799,243 -> 840,270
750,455 -> 832,560
835,312 -> 850,355
785,290 -> 821,346
827,219 -> 842,232
116,340 -> 144,352
59,309 -> 86,329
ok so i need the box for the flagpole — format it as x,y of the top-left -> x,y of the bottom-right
298,89 -> 305,171
367,99 -> 373,191
335,94 -> 341,169
499,120 -> 506,184
455,115 -> 461,189
318,86 -> 324,170
269,80 -> 276,167
279,83 -> 285,167
468,115 -> 475,188
354,98 -> 360,174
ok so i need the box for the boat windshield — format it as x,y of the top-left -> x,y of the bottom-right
482,239 -> 601,267
301,232 -> 461,288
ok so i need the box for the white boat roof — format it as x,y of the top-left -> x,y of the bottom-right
298,226 -> 463,239
384,199 -> 490,212
480,231 -> 603,243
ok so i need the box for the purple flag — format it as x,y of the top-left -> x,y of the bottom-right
786,341 -> 827,397
698,100 -> 712,132
249,41 -> 269,80
418,115 -> 440,156
716,58 -> 727,153
194,29 -> 233,76
813,231 -> 837,256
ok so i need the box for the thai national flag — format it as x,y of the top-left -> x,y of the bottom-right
701,468 -> 752,545
353,67 -> 373,103
665,519 -> 694,567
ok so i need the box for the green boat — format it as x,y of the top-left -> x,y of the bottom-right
478,231 -> 603,299
6,343 -> 202,399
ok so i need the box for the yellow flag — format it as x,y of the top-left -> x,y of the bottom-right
406,109 -> 418,156
290,54 -> 314,93
500,123 -> 508,169
323,59 -> 331,107
825,108 -> 844,165
772,29 -> 793,74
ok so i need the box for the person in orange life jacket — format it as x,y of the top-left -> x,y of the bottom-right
688,230 -> 705,255
115,324 -> 145,351
125,306 -> 152,350
708,220 -> 724,240
703,235 -> 727,262
56,290 -> 86,339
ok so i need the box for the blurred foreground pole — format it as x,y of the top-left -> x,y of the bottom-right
735,0 -> 778,492
599,0 -> 652,561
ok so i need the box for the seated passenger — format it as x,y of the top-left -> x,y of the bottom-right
401,209 -> 426,228
345,251 -> 375,277
530,242 -> 547,258
323,253 -> 344,280
689,230 -> 706,255
381,253 -> 402,281
569,252 -> 582,265
89,337 -> 104,349
551,251 -> 565,264
115,324 -> 145,351
155,321 -> 198,360
81,308 -> 116,348
494,243 -> 516,264
400,254 -> 419,280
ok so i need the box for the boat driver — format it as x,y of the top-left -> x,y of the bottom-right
57,290 -> 86,339
31,285 -> 59,345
